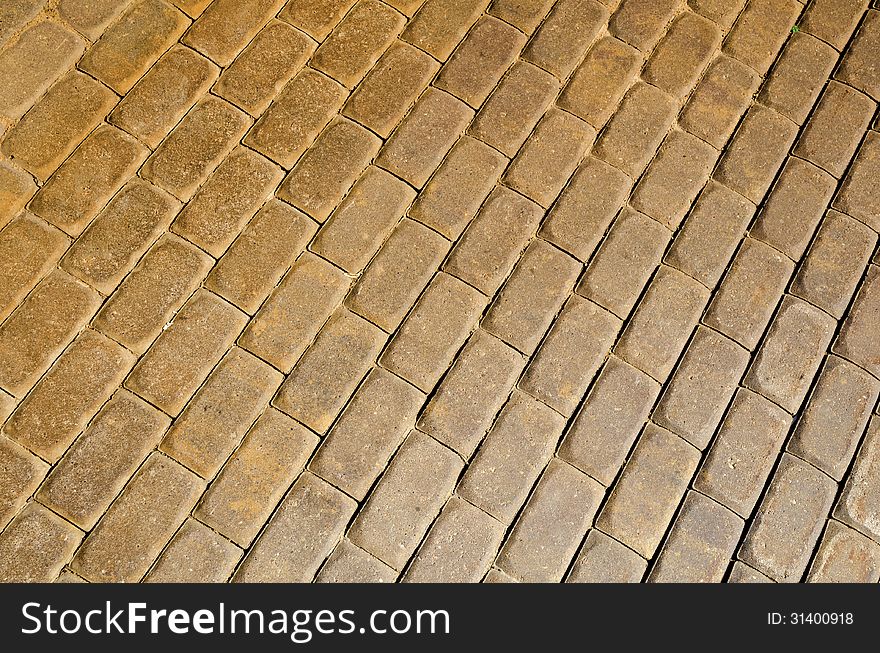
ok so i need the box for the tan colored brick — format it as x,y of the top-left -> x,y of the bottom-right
71,453 -> 205,582
577,208 -> 671,318
0,21 -> 85,120
483,239 -> 582,355
695,388 -> 792,516
680,54 -> 762,150
108,45 -> 220,149
274,309 -> 386,433
0,161 -> 36,228
346,218 -> 450,332
383,0 -> 424,15
183,0 -> 287,66
608,0 -> 680,52
279,0 -> 356,40
311,166 -> 416,273
834,131 -> 880,232
310,368 -> 425,499
0,270 -> 100,397
239,252 -> 350,372
567,530 -> 647,582
57,0 -> 131,39
141,96 -> 252,201
125,290 -> 248,415
36,390 -> 169,530
2,1 -> 55,44
703,238 -> 794,350
317,539 -> 398,583
342,41 -> 440,138
687,0 -> 747,28
489,0 -> 555,33
833,266 -> 880,378
205,200 -> 317,314
78,0 -> 188,94
558,355 -> 661,485
145,519 -> 242,583
214,20 -> 315,117
505,108 -> 595,208
170,0 -> 212,18
728,561 -> 774,583
0,436 -> 47,530
522,0 -> 609,80
401,0 -> 488,60
723,0 -> 802,74
409,137 -> 506,240
0,503 -> 83,582
160,348 -> 283,478
484,567 -> 518,583
93,234 -> 213,354
801,0 -> 867,50
277,117 -> 381,222
0,391 -> 12,423
196,409 -> 318,546
807,520 -> 880,583
234,472 -> 356,582
312,0 -> 405,88
458,391 -> 565,523
835,416 -> 880,543
644,12 -> 721,98
835,9 -> 880,99
1,71 -> 117,182
54,569 -> 88,583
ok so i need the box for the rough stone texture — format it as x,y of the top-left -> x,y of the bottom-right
0,503 -> 83,583
401,0 -> 489,61
280,0 -> 356,40
807,520 -> 880,583
567,530 -> 647,583
0,162 -> 36,228
144,519 -> 242,583
608,0 -> 680,52
522,0 -> 609,80
833,131 -> 880,232
183,0 -> 287,67
643,12 -> 721,99
316,539 -> 398,583
0,437 -> 47,531
801,0 -> 867,50
835,9 -> 880,100
833,266 -> 880,378
835,417 -> 880,544
728,561 -> 774,583
723,0 -> 802,74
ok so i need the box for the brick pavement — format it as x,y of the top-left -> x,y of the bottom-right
0,0 -> 879,583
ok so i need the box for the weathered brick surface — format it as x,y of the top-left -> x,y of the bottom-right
727,561 -> 774,583
835,9 -> 880,99
317,539 -> 398,583
800,0 -> 866,51
687,0 -> 747,28
401,0 -> 488,61
145,519 -> 242,583
489,0 -> 555,33
835,417 -> 880,543
723,0 -> 803,74
833,266 -> 880,378
567,530 -> 647,583
183,0 -> 287,67
608,0 -> 680,52
280,0 -> 356,40
57,0 -> 131,39
0,437 -> 47,530
833,131 -> 880,232
522,0 -> 608,80
0,162 -> 36,228
0,503 -> 83,583
643,12 -> 721,99
807,520 -> 880,583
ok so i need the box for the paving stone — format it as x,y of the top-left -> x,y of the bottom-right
444,187 -> 544,296
807,520 -> 880,583
567,530 -> 647,582
597,424 -> 700,558
342,41 -> 440,138
0,213 -> 69,323
409,136 -> 506,240
349,431 -> 462,570
593,82 -> 677,179
557,36 -> 641,129
108,45 -> 219,148
54,569 -> 88,584
835,416 -> 880,543
78,0 -> 189,94
205,200 -> 317,314
0,391 -> 13,422
643,12 -> 721,98
239,252 -> 350,372
0,0 -> 45,44
172,147 -> 282,257
703,238 -> 795,350
649,491 -> 744,583
0,162 -> 36,228
0,270 -> 100,397
458,391 -> 566,523
0,503 -> 83,583
744,296 -> 837,414
60,180 -> 181,295
833,266 -> 880,378
787,356 -> 879,480
4,330 -> 134,463
835,9 -> 880,99
145,519 -> 242,583
759,33 -> 839,124
311,0 -> 405,89
483,239 -> 582,355
539,156 -> 632,262
687,0 -> 747,28
170,0 -> 212,18
93,234 -> 213,355
160,348 -> 282,478
377,88 -> 474,188
792,211 -> 876,318
183,0 -> 287,66
309,368 -> 425,500
233,472 -> 356,582
504,108 -> 595,207
36,391 -> 169,530
488,0 -> 555,33
694,388 -> 792,517
0,21 -> 85,120
383,0 -> 424,15
1,71 -> 117,182
435,16 -> 526,108
740,454 -> 837,582
57,0 -> 131,39
346,218 -> 450,332
608,0 -> 680,52
484,568 -> 518,583
402,0 -> 489,61
0,437 -> 47,530
71,453 -> 205,582
521,0 -> 607,80
244,68 -> 345,169
274,309 -> 386,434
794,82 -> 876,178
723,0 -> 803,74
728,561 -> 774,583
418,330 -> 526,458
800,0 -> 867,50
577,209 -> 669,318
195,409 -> 318,547
833,131 -> 880,232
279,0 -> 356,40
654,327 -> 750,450
679,54 -> 762,150
316,539 -> 398,583
214,20 -> 314,116
381,272 -> 486,392
497,459 -> 604,582
558,356 -> 661,485
126,290 -> 248,415
278,118 -> 381,222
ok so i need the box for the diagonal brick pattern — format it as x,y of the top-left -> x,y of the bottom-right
1,0 -> 879,584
